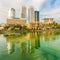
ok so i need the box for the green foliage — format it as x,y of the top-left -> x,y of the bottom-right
22,25 -> 27,30
41,22 -> 60,29
4,24 -> 27,31
4,26 -> 9,30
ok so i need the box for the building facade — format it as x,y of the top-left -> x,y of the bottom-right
27,11 -> 40,29
7,18 -> 26,26
34,11 -> 39,22
27,22 -> 41,30
8,8 -> 15,18
28,6 -> 34,22
21,6 -> 26,18
42,18 -> 54,24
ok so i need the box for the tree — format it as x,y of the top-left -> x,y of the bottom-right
22,25 -> 27,30
4,26 -> 9,30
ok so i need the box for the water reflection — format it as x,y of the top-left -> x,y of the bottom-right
6,32 -> 41,54
7,42 -> 15,54
21,42 -> 27,56
40,31 -> 55,41
5,30 -> 60,60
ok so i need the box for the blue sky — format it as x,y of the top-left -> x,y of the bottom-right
0,0 -> 60,23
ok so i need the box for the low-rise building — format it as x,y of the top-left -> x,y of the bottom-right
42,18 -> 54,24
7,18 -> 26,26
27,22 -> 41,30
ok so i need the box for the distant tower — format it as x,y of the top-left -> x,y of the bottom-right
21,6 -> 26,18
34,11 -> 39,22
8,8 -> 15,18
28,6 -> 34,22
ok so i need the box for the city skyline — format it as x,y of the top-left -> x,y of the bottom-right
0,0 -> 60,23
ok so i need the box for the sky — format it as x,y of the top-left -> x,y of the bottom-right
0,0 -> 60,23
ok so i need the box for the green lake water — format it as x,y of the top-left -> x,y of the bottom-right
0,30 -> 60,60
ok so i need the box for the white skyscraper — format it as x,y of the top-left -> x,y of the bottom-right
8,8 -> 15,18
21,6 -> 26,18
28,6 -> 34,22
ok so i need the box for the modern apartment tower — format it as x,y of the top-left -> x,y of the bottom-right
8,8 -> 15,18
21,6 -> 26,18
34,11 -> 39,22
28,6 -> 34,22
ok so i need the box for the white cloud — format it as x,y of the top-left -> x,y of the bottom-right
41,6 -> 60,15
19,0 -> 45,10
31,0 -> 45,10
40,0 -> 60,22
0,0 -> 21,23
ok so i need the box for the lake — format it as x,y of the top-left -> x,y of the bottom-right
0,30 -> 60,60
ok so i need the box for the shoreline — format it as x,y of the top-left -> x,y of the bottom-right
0,29 -> 60,37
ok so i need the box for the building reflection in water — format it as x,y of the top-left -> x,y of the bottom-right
29,32 -> 35,54
34,32 -> 40,49
6,31 -> 57,55
7,42 -> 14,54
40,31 -> 55,41
20,42 -> 27,56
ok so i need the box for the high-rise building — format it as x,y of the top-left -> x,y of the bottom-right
34,11 -> 39,22
21,6 -> 26,18
8,8 -> 15,18
28,6 -> 34,22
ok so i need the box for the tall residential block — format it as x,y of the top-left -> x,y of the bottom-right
34,11 -> 39,22
21,6 -> 26,18
8,8 -> 15,18
28,6 -> 34,22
